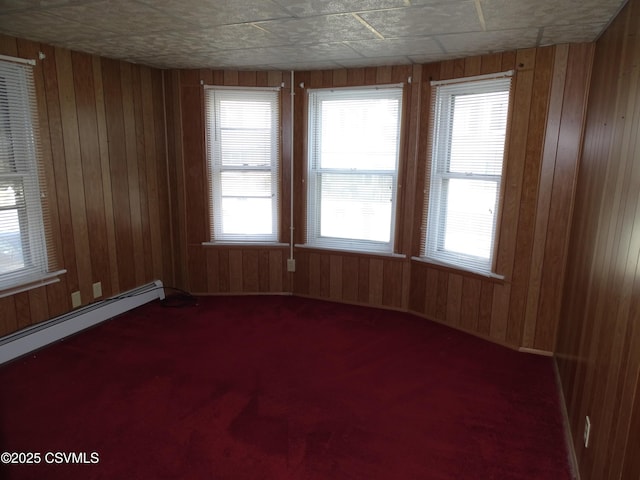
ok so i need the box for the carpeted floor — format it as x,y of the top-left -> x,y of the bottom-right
0,295 -> 572,479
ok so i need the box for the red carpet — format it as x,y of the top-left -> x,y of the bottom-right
0,295 -> 572,479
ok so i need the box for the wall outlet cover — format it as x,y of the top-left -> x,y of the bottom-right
71,291 -> 81,308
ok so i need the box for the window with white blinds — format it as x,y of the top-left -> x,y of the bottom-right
423,73 -> 512,276
205,87 -> 280,243
0,59 -> 55,291
306,86 -> 403,253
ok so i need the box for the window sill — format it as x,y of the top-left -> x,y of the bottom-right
411,256 -> 505,282
296,244 -> 407,259
0,269 -> 67,299
202,242 -> 289,248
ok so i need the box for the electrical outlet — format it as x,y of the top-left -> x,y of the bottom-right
71,291 -> 81,308
93,281 -> 102,299
287,258 -> 296,272
584,416 -> 591,448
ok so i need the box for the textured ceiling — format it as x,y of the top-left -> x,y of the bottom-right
0,0 -> 626,71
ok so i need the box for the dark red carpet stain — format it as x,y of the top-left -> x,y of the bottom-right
0,295 -> 573,479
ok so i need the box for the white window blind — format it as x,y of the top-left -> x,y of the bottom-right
205,87 -> 280,242
0,59 -> 56,291
306,86 -> 403,253
423,73 -> 512,276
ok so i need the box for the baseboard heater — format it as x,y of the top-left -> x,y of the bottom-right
0,280 -> 165,365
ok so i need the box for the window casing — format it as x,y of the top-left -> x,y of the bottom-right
205,87 -> 280,243
306,86 -> 403,253
423,73 -> 512,276
0,59 -> 52,291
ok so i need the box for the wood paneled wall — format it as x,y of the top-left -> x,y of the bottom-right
287,48 -> 592,352
0,35 -> 174,337
556,0 -> 640,477
169,47 -> 592,352
408,45 -> 593,351
290,65 -> 416,311
165,69 -> 293,295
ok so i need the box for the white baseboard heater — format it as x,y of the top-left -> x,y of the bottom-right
0,280 -> 165,365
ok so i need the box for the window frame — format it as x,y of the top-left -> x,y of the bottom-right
305,85 -> 404,254
204,86 -> 281,244
0,59 -> 53,293
422,72 -> 513,277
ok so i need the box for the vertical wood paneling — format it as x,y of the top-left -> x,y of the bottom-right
165,70 -> 188,288
368,259 -> 384,305
242,250 -> 259,292
491,48 -> 536,342
425,268 -> 439,319
119,61 -> 145,287
319,254 -> 330,298
342,256 -> 359,302
92,55 -> 120,296
73,52 -> 113,295
229,250 -> 243,292
555,0 -> 640,478
28,287 -> 49,323
382,259 -> 403,308
408,261 -> 426,313
170,69 -> 292,297
535,44 -> 593,350
407,44 -> 588,353
506,46 -> 554,346
14,292 -> 30,329
102,58 -> 136,293
446,274 -> 462,326
329,255 -> 342,301
218,248 -> 230,293
523,45 -> 569,347
0,296 -> 17,334
41,44 -> 79,295
460,277 -> 481,332
58,47 -> 94,302
1,38 -> 590,361
0,36 -> 174,336
268,250 -> 283,292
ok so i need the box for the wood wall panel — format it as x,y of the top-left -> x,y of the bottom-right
187,245 -> 289,295
293,249 -> 408,311
405,46 -> 591,351
166,48 -> 589,354
0,35 -> 174,337
555,0 -> 640,478
168,68 -> 293,296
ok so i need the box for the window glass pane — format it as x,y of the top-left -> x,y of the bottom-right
220,198 -> 273,235
220,171 -> 272,198
0,77 -> 16,175
441,179 -> 497,260
219,129 -> 272,167
319,97 -> 400,171
424,74 -> 511,274
219,100 -> 272,130
449,91 -> 508,175
0,182 -> 19,207
307,86 -> 402,253
205,88 -> 279,242
319,173 -> 392,243
0,209 -> 24,273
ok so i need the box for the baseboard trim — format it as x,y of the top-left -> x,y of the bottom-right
553,358 -> 581,480
0,280 -> 165,365
518,346 -> 554,356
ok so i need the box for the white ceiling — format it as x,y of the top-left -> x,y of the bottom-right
0,0 -> 626,71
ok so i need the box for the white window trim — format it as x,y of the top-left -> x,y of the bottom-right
204,86 -> 281,243
422,72 -> 513,276
0,58 -> 59,293
305,85 -> 404,254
